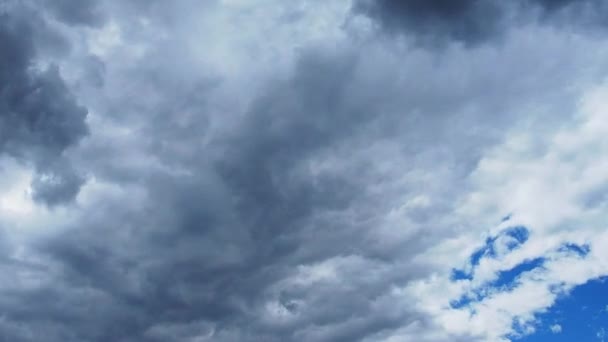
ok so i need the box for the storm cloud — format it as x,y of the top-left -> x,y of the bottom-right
0,4 -> 88,205
1,0 -> 608,341
355,0 -> 608,45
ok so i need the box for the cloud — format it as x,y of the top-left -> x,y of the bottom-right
353,0 -> 608,46
408,82 -> 608,340
550,324 -> 562,333
353,0 -> 505,46
0,5 -> 88,205
1,1 -> 608,341
39,0 -> 105,27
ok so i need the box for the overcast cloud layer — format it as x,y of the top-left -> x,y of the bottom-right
2,0 -> 608,341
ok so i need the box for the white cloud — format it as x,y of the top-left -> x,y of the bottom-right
407,82 -> 608,341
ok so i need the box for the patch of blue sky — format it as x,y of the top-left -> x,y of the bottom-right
558,243 -> 591,257
490,257 -> 545,289
451,268 -> 473,281
473,226 -> 529,264
450,284 -> 491,310
450,257 -> 545,310
516,277 -> 608,341
448,219 -> 600,341
504,226 -> 529,246
450,293 -> 475,310
451,226 -> 530,281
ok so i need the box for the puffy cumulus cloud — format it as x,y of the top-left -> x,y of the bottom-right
1,0 -> 608,342
353,0 -> 608,46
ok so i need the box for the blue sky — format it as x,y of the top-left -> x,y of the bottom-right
447,222 -> 607,341
521,278 -> 608,341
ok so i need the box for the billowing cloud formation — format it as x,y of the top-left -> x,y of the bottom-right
354,0 -> 608,45
0,4 -> 88,205
1,0 -> 608,341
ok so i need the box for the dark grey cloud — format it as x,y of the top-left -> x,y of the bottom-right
354,0 -> 505,46
20,47 -> 416,341
30,161 -> 85,205
354,0 -> 608,45
0,6 -> 88,205
40,0 -> 105,27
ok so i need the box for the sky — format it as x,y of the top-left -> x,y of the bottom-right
1,0 -> 608,341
